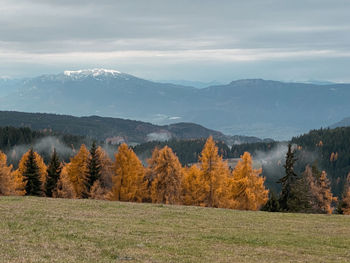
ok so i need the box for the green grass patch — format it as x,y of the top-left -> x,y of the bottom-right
0,196 -> 349,262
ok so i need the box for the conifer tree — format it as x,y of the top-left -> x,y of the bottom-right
86,142 -> 102,196
305,165 -> 337,214
16,149 -> 47,193
54,165 -> 75,198
0,151 -> 19,195
45,149 -> 62,197
107,143 -> 146,202
339,173 -> 350,215
278,144 -> 303,211
22,148 -> 43,196
89,146 -> 114,199
149,146 -> 183,205
197,136 -> 230,207
66,144 -> 90,198
228,152 -> 269,210
182,165 -> 202,206
261,191 -> 280,212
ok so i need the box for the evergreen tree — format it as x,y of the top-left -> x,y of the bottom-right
23,148 -> 42,196
278,144 -> 298,210
86,141 -> 102,196
278,144 -> 310,212
338,173 -> 350,215
45,149 -> 62,197
261,191 -> 280,212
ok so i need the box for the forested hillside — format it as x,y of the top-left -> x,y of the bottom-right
0,111 -> 264,145
0,126 -> 88,165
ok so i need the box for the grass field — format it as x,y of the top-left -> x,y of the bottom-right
0,197 -> 350,263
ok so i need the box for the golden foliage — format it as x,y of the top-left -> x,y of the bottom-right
305,166 -> 337,214
0,151 -> 24,196
197,136 -> 230,207
228,152 -> 269,210
65,144 -> 90,198
54,164 -> 75,198
182,165 -> 203,206
149,146 -> 183,204
107,143 -> 146,202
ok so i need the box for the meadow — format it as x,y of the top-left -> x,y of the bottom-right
1,196 -> 349,263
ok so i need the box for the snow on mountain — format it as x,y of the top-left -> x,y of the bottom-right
63,68 -> 128,80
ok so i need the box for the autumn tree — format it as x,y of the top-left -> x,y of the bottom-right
54,165 -> 75,198
107,143 -> 146,202
45,149 -> 62,197
182,164 -> 203,206
86,142 -> 102,195
0,151 -> 22,195
65,144 -> 90,198
305,165 -> 337,214
196,136 -> 230,207
149,146 -> 183,205
228,152 -> 269,210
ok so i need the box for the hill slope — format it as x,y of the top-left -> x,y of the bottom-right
0,111 -> 265,145
1,196 -> 349,263
2,70 -> 350,139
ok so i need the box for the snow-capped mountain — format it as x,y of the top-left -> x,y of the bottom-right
1,70 -> 350,140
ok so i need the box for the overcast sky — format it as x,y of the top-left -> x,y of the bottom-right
1,0 -> 350,82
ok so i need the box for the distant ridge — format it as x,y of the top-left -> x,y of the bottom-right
0,111 -> 268,145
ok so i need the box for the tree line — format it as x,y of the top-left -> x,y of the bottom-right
0,137 -> 268,210
0,137 -> 349,214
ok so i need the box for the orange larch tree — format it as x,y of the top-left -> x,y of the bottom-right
182,164 -> 203,206
149,146 -> 183,205
228,152 -> 269,210
305,165 -> 337,214
107,143 -> 146,202
0,151 -> 23,196
196,136 -> 230,207
65,144 -> 90,198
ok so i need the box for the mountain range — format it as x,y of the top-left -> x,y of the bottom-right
1,68 -> 350,140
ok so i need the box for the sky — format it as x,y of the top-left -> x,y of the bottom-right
1,0 -> 350,82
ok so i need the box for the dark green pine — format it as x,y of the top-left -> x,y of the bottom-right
261,191 -> 280,212
86,141 -> 102,196
45,149 -> 62,197
23,148 -> 42,196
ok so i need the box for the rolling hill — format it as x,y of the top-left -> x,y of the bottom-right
0,111 -> 266,145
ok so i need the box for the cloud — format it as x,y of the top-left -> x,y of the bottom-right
0,0 -> 349,81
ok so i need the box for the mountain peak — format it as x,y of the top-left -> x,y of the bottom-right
63,68 -> 122,78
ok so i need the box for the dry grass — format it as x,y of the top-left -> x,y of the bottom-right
0,196 -> 350,262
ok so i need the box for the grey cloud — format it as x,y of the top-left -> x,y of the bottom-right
0,0 -> 349,81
